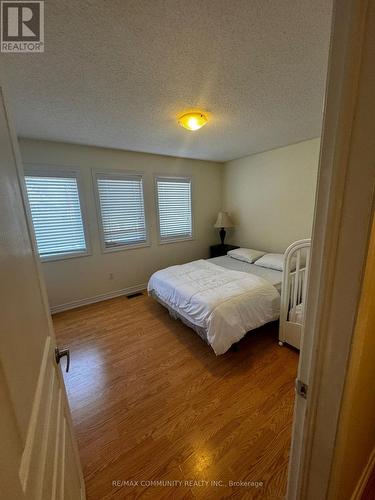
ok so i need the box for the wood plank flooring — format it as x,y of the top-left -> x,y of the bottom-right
53,292 -> 298,499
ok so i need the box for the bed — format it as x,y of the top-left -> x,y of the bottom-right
148,239 -> 310,355
148,254 -> 282,355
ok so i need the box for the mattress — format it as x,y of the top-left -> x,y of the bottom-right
208,256 -> 283,292
148,259 -> 280,355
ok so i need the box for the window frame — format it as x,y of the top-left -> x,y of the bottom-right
154,175 -> 194,245
24,163 -> 91,262
92,168 -> 150,253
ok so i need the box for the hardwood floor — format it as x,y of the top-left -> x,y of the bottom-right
53,292 -> 298,499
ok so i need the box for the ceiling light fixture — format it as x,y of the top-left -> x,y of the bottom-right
178,112 -> 208,131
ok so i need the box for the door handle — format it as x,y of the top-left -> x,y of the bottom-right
55,347 -> 70,372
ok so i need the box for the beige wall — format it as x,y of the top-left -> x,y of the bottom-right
20,137 -> 320,310
223,138 -> 320,253
19,139 -> 223,309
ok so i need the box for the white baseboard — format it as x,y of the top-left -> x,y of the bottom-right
50,283 -> 147,314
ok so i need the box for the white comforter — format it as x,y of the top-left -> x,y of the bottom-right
148,260 -> 280,355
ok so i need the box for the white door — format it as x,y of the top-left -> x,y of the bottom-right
0,87 -> 85,499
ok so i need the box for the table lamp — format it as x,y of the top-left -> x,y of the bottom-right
214,211 -> 234,245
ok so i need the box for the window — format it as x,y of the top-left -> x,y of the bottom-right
156,177 -> 193,242
94,172 -> 148,251
25,171 -> 88,261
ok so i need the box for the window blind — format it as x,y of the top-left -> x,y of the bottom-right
96,175 -> 147,248
156,177 -> 192,241
25,175 -> 87,259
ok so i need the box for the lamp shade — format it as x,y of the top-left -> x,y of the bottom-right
214,211 -> 234,228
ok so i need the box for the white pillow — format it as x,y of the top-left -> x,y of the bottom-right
254,253 -> 285,271
254,252 -> 307,271
227,247 -> 266,264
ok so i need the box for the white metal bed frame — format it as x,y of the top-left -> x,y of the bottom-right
279,238 -> 311,349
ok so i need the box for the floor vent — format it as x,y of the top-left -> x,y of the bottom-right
126,292 -> 143,299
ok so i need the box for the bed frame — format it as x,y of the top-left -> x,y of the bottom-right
279,238 -> 311,349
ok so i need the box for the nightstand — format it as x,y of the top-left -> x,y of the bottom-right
210,244 -> 239,258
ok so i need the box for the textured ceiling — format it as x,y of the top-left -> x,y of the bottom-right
1,0 -> 332,162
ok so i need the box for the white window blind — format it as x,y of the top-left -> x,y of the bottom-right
156,177 -> 192,241
96,174 -> 147,249
25,174 -> 87,259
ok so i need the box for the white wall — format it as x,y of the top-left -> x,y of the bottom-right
19,139 -> 223,309
223,138 -> 320,253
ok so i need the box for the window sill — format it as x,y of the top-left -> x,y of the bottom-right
158,236 -> 194,245
101,241 -> 151,253
40,250 -> 91,263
